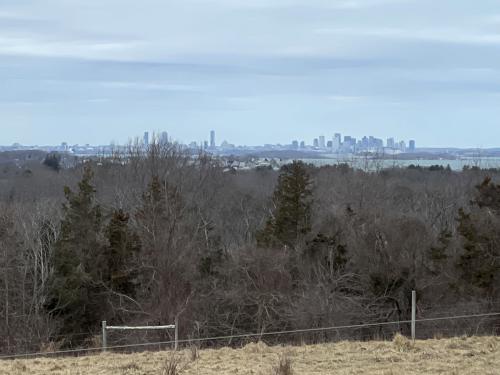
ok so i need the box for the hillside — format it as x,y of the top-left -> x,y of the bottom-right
1,335 -> 498,375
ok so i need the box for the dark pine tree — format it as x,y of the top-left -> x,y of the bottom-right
104,209 -> 140,296
43,152 -> 61,172
456,177 -> 500,296
46,165 -> 105,343
257,160 -> 313,248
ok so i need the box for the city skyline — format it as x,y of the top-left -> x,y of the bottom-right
4,126 -> 492,150
1,1 -> 500,148
2,128 -> 417,150
1,128 -> 420,154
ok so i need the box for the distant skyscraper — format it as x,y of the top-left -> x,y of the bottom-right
399,140 -> 406,152
203,140 -> 209,149
160,131 -> 169,144
299,141 -> 306,149
313,138 -> 319,148
143,131 -> 149,146
210,130 -> 216,148
409,140 -> 416,152
319,135 -> 326,149
332,134 -> 341,151
291,140 -> 299,149
387,138 -> 395,148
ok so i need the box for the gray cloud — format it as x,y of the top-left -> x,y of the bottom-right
0,0 -> 499,147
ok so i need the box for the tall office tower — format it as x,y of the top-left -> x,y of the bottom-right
299,141 -> 306,149
160,131 -> 169,144
313,138 -> 319,148
203,140 -> 209,150
291,140 -> 299,149
210,130 -> 216,148
334,133 -> 341,144
369,136 -> 375,147
399,140 -> 406,152
409,140 -> 416,152
318,135 -> 326,149
143,131 -> 149,146
332,134 -> 341,151
387,137 -> 395,148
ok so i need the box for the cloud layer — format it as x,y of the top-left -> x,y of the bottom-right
1,0 -> 499,147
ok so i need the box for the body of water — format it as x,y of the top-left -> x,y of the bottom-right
287,157 -> 500,171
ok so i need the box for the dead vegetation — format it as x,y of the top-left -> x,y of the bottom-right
272,354 -> 293,375
0,336 -> 499,375
161,353 -> 185,375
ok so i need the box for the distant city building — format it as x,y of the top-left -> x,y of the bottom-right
210,130 -> 216,148
203,140 -> 209,149
143,132 -> 149,146
319,135 -> 326,149
409,140 -> 416,152
220,140 -> 235,150
399,140 -> 406,152
299,141 -> 306,149
313,138 -> 319,148
387,137 -> 395,148
342,136 -> 357,153
160,131 -> 169,144
327,140 -> 333,149
291,140 -> 299,149
332,134 -> 341,151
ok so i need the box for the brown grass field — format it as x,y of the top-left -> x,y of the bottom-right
0,335 -> 499,375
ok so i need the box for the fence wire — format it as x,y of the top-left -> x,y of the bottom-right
0,311 -> 499,360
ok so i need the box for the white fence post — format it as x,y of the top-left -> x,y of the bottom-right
411,290 -> 416,341
102,321 -> 107,352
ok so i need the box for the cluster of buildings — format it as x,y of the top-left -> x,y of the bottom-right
1,129 -> 416,156
197,131 -> 416,155
299,134 -> 416,154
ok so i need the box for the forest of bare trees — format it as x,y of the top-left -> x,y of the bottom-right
0,143 -> 499,355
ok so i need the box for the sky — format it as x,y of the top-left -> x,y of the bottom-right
1,0 -> 500,148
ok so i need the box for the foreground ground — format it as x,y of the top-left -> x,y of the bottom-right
0,335 -> 499,374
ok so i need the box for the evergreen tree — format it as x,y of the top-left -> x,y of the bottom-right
104,209 -> 140,295
257,161 -> 313,248
46,166 -> 105,341
456,177 -> 500,295
475,176 -> 500,214
43,152 -> 61,172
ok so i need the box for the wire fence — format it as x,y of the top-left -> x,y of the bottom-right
0,310 -> 498,361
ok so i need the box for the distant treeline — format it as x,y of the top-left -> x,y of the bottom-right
0,144 -> 499,354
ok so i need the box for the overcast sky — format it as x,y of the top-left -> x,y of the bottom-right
1,0 -> 500,147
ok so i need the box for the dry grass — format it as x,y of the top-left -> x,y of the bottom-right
0,335 -> 499,375
272,354 -> 293,375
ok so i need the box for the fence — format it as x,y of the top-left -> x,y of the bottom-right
101,317 -> 179,352
0,291 -> 499,360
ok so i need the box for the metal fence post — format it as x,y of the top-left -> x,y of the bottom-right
102,321 -> 107,352
411,290 -> 416,341
174,316 -> 179,351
